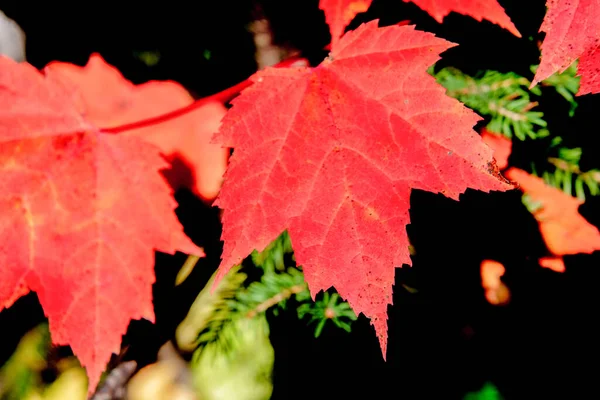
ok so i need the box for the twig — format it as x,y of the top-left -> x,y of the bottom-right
245,283 -> 306,318
89,361 -> 137,400
99,55 -> 306,135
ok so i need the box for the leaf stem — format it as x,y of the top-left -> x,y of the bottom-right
99,56 -> 307,134
245,283 -> 306,318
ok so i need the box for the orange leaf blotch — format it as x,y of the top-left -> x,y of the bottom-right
213,21 -> 513,357
532,0 -> 600,95
480,260 -> 510,305
0,55 -> 203,394
539,256 -> 566,273
44,53 -> 229,202
505,167 -> 600,255
481,129 -> 512,170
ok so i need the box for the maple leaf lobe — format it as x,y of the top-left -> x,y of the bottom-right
213,21 -> 512,357
405,0 -> 520,37
0,55 -> 203,394
318,0 -> 520,45
532,0 -> 600,95
45,53 -> 229,202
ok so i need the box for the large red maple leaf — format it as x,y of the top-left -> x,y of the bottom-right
319,0 -> 519,46
213,21 -> 513,356
43,53 -> 229,203
532,0 -> 600,95
0,56 -> 203,393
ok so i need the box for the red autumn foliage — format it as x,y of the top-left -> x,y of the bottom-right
539,256 -> 566,273
531,0 -> 600,95
44,53 -> 229,203
2,0 -> 600,394
505,167 -> 600,256
212,21 -> 512,357
0,55 -> 203,394
405,0 -> 520,36
319,0 -> 372,46
319,0 -> 519,44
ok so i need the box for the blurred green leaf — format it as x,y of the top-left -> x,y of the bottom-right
0,323 -> 50,400
463,381 -> 503,400
192,314 -> 274,400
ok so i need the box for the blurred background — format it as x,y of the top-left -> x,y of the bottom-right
1,0 -> 600,399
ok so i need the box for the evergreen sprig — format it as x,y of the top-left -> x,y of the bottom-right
532,144 -> 600,200
177,231 -> 357,357
531,62 -> 580,116
175,264 -> 248,353
243,231 -> 357,336
432,67 -> 548,140
433,63 -> 597,200
297,292 -> 357,337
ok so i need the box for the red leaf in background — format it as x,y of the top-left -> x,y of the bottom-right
531,0 -> 600,95
480,260 -> 510,305
320,0 -> 371,46
319,0 -> 519,44
213,21 -> 512,356
0,56 -> 203,394
45,53 -> 229,202
481,129 -> 512,170
405,0 -> 520,37
505,167 -> 600,255
539,256 -> 566,273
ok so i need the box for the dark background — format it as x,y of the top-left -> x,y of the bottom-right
2,0 -> 600,398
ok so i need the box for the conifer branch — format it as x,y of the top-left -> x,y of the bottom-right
432,66 -> 548,140
245,283 -> 306,318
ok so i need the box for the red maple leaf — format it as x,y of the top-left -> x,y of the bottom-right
43,53 -> 229,203
405,0 -> 520,36
319,0 -> 519,45
320,0 -> 372,46
505,167 -> 600,255
531,0 -> 600,95
0,56 -> 203,393
212,21 -> 513,356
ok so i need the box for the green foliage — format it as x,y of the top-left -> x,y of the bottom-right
531,140 -> 600,201
175,232 -> 357,400
175,264 -> 248,352
0,324 -> 50,400
192,314 -> 275,400
531,62 -> 580,116
297,291 -> 357,337
0,324 -> 87,400
433,63 -> 600,201
177,231 -> 357,353
432,62 -> 580,141
133,50 -> 161,66
245,231 -> 358,337
432,67 -> 548,140
463,381 -> 504,400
